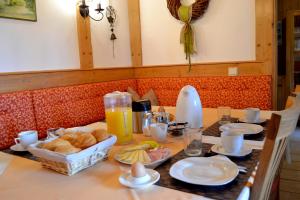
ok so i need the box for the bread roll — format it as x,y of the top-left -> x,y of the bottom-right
41,139 -> 71,151
169,113 -> 175,121
73,133 -> 97,149
54,144 -> 81,155
91,129 -> 109,142
55,128 -> 66,136
60,132 -> 79,145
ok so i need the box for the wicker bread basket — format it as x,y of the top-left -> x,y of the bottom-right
28,135 -> 117,176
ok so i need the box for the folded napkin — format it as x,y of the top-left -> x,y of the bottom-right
237,165 -> 257,200
0,152 -> 12,176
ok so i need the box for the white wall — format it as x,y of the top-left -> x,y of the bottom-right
91,0 -> 132,68
140,0 -> 256,66
0,0 -> 80,73
0,0 -> 256,72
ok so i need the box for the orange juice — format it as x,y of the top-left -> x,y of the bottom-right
105,107 -> 133,145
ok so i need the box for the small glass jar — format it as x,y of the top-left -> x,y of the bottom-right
183,128 -> 203,156
217,106 -> 231,125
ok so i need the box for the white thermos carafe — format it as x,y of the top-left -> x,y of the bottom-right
175,85 -> 203,128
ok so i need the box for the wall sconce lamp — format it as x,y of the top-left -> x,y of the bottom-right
79,0 -> 104,21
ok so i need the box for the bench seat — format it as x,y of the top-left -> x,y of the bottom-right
0,76 -> 271,149
136,76 -> 272,110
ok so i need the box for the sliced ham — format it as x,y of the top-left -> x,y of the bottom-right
147,148 -> 171,162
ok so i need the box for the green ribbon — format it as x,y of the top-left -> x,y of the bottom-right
178,5 -> 196,72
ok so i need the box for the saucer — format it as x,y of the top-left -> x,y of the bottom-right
119,169 -> 160,188
219,123 -> 264,135
10,144 -> 27,152
211,144 -> 252,157
239,118 -> 266,124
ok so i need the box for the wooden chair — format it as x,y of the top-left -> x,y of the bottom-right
284,94 -> 300,163
251,99 -> 300,200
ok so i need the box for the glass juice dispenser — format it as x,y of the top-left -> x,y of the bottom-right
104,92 -> 133,145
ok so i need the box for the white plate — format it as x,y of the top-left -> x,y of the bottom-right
169,156 -> 239,186
219,123 -> 264,135
211,144 -> 252,157
239,118 -> 266,124
10,144 -> 27,152
115,149 -> 172,169
119,169 -> 160,188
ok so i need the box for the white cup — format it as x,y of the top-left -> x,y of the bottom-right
245,108 -> 260,123
150,123 -> 168,143
14,130 -> 38,149
221,130 -> 244,154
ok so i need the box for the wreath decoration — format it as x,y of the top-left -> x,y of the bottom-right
166,0 -> 210,71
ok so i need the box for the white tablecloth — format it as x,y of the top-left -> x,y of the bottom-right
0,108 -> 272,200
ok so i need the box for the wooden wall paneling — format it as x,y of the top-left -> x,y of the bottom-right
134,61 -> 266,78
127,0 -> 142,67
286,11 -> 295,95
255,0 -> 266,62
0,68 -> 134,93
273,0 -> 278,109
76,6 -> 94,69
286,11 -> 294,95
254,0 -> 276,109
278,0 -> 300,20
277,0 -> 283,20
286,10 -> 300,94
278,0 -> 300,110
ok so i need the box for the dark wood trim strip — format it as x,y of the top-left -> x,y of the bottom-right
134,62 -> 270,78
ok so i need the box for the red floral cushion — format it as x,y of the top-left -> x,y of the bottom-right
0,91 -> 36,150
32,79 -> 137,137
136,76 -> 272,110
0,76 -> 272,150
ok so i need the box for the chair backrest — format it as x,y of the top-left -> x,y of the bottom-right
284,94 -> 300,164
251,97 -> 300,200
251,113 -> 281,200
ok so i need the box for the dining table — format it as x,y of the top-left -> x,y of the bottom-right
0,107 -> 273,200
